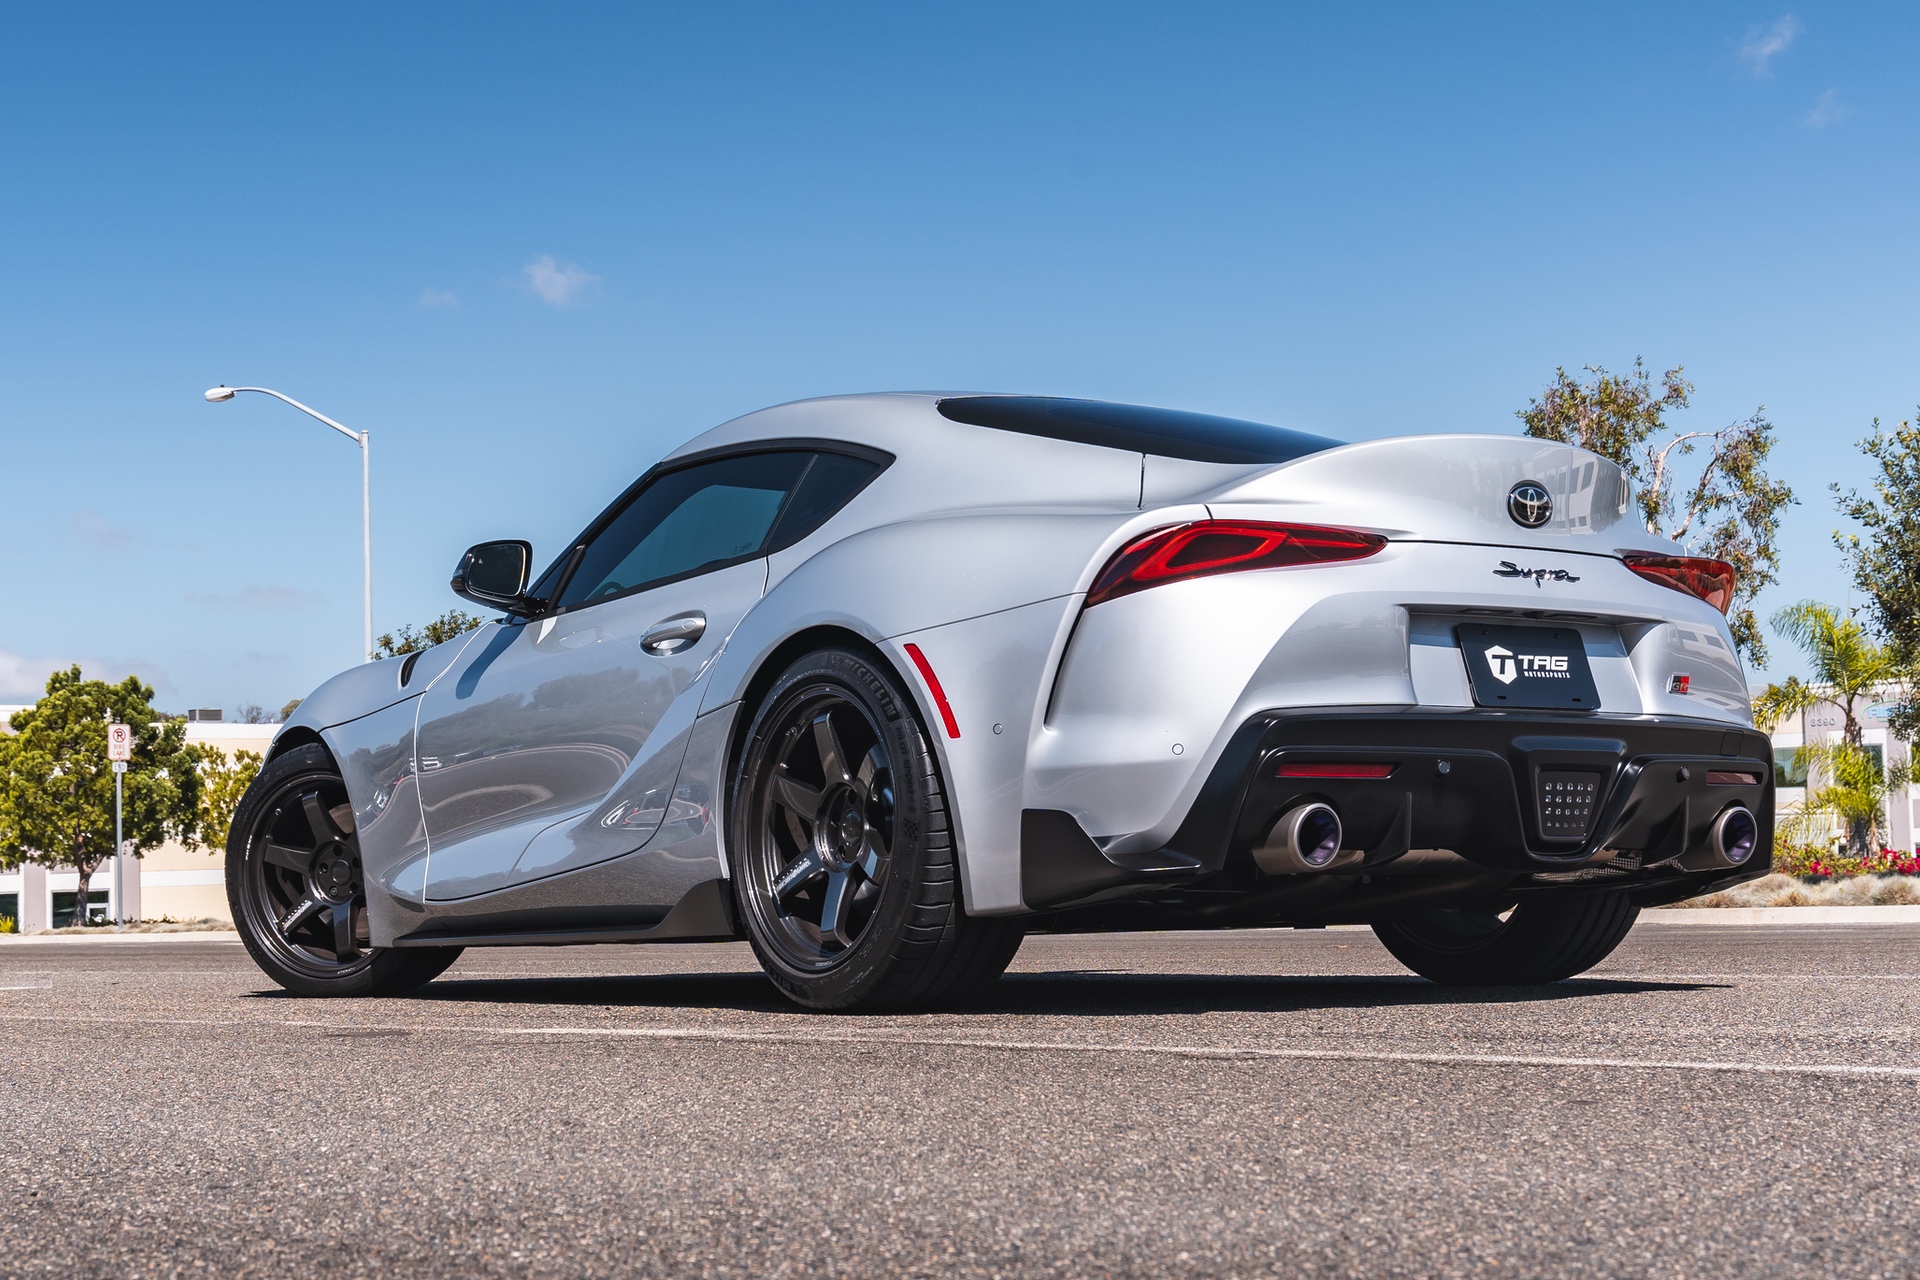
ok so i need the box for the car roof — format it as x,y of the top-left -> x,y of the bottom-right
667,392 -> 1341,467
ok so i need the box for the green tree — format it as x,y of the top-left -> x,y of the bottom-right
0,667 -> 204,916
1833,415 -> 1920,739
1752,602 -> 1903,854
196,747 -> 263,854
373,609 -> 486,659
1779,740 -> 1911,854
1519,359 -> 1794,666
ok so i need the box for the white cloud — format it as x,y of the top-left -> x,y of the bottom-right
523,254 -> 599,306
0,650 -> 173,703
417,287 -> 459,309
71,508 -> 142,550
1741,15 -> 1801,74
1805,89 -> 1847,128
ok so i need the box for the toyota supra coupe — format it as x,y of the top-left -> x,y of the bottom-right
229,393 -> 1772,1008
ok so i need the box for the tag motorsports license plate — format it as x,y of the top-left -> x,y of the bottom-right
1455,623 -> 1601,710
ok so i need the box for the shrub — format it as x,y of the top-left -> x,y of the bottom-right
1771,841 -> 1920,880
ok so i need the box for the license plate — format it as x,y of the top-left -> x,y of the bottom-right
1455,624 -> 1600,710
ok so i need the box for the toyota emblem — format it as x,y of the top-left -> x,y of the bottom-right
1507,481 -> 1552,528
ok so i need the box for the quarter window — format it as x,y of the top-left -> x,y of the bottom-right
767,451 -> 886,551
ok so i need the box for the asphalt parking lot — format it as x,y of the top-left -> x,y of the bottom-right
2,922 -> 1916,1279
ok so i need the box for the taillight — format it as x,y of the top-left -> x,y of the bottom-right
1086,521 -> 1387,606
1621,554 -> 1736,614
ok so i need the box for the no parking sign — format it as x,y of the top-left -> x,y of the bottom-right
107,723 -> 132,761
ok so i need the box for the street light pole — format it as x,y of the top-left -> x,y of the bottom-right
205,386 -> 374,662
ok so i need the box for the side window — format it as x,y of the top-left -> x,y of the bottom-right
557,453 -> 811,611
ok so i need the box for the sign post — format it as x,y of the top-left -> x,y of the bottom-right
107,724 -> 132,925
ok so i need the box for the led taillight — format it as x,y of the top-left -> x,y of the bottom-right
1086,520 -> 1387,606
1621,554 -> 1736,614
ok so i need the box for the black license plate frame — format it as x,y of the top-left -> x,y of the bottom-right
1455,623 -> 1601,711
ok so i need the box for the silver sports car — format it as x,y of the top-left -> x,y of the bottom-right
230,393 -> 1771,1008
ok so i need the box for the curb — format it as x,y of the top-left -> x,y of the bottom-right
0,931 -> 243,945
1642,905 -> 1920,925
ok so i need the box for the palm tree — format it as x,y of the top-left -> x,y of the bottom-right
1778,740 -> 1912,854
1753,601 -> 1906,854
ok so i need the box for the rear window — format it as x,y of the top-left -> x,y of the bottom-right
936,395 -> 1340,466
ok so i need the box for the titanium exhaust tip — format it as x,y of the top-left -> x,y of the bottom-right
1710,805 -> 1758,867
1253,802 -> 1344,875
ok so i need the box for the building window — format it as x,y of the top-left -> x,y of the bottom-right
1773,747 -> 1808,788
0,893 -> 16,930
51,891 -> 108,929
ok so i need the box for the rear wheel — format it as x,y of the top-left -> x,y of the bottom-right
731,647 -> 1025,1011
227,743 -> 462,997
1371,890 -> 1638,985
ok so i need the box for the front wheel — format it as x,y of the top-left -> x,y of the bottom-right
1371,891 -> 1639,985
731,647 -> 1025,1011
227,743 -> 463,997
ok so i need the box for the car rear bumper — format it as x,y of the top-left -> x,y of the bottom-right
1019,707 -> 1774,917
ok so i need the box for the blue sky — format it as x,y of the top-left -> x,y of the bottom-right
1,3 -> 1914,710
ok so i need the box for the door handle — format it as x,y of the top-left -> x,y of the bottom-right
641,613 -> 707,656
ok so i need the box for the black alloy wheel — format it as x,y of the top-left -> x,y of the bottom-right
754,690 -> 895,965
227,743 -> 461,997
1371,890 -> 1640,985
732,647 -> 1025,1011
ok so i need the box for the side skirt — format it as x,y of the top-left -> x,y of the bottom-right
388,877 -> 739,949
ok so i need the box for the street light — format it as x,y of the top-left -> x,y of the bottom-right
205,386 -> 374,662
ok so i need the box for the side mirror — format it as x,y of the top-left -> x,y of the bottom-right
450,540 -> 540,614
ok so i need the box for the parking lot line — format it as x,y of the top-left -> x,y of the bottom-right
439,1024 -> 1920,1078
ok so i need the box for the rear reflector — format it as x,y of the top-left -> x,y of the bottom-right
1706,770 -> 1762,786
902,643 -> 960,739
1622,554 -> 1736,614
1087,520 -> 1387,606
1277,762 -> 1397,779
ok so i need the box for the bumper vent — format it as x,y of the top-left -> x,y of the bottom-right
1538,770 -> 1602,839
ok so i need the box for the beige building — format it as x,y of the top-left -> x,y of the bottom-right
0,717 -> 274,928
1765,687 -> 1915,850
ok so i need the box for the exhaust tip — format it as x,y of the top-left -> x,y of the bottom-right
1711,805 -> 1758,867
1254,803 -> 1344,875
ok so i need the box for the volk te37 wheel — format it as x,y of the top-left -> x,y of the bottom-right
749,686 -> 895,965
732,647 -> 1025,1012
227,743 -> 461,997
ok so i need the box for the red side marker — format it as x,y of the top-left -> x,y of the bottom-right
903,643 -> 960,739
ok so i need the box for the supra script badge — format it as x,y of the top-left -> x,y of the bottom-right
1495,560 -> 1580,587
